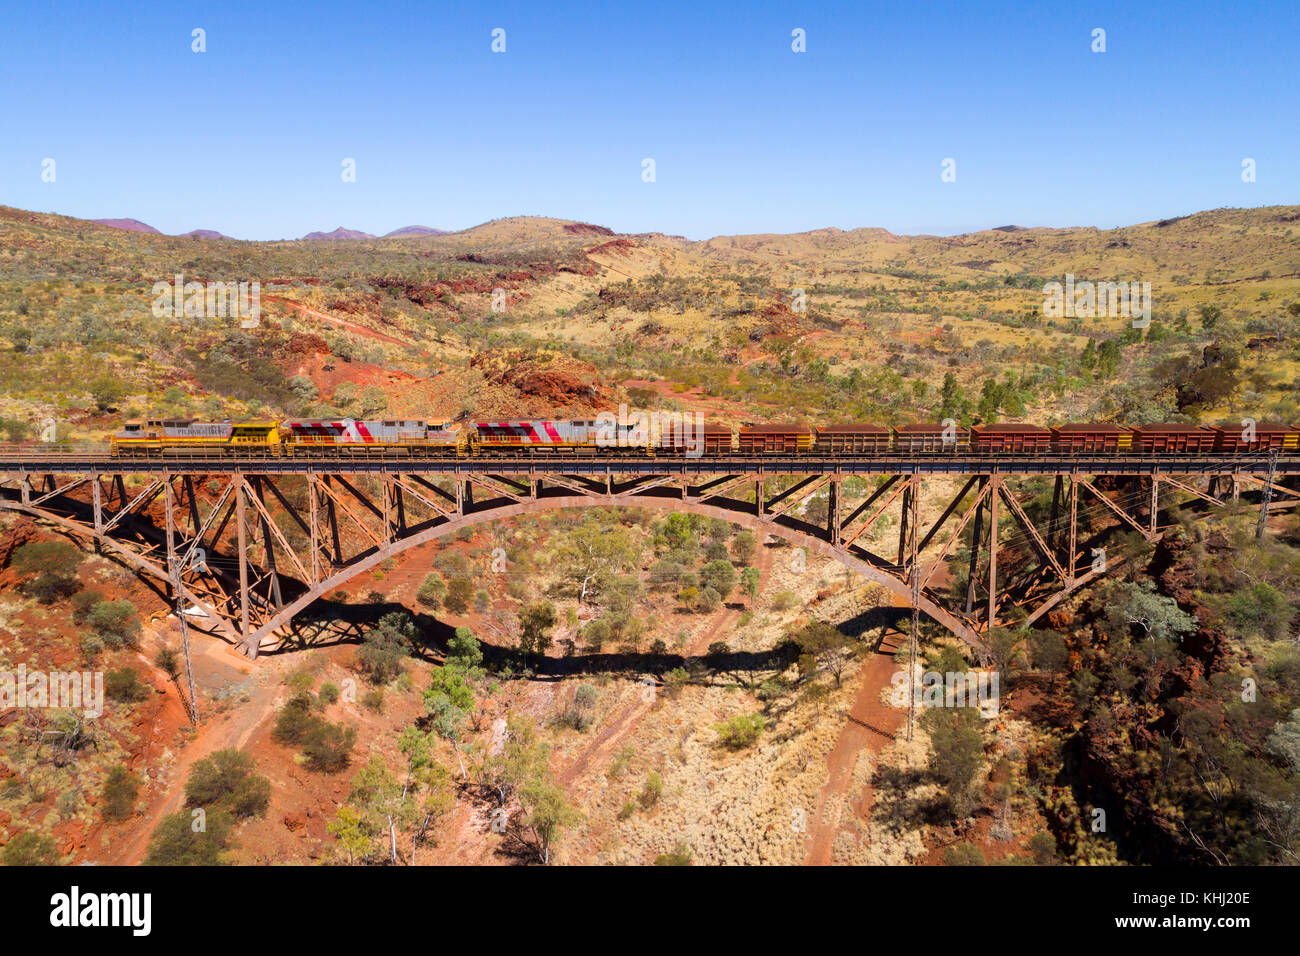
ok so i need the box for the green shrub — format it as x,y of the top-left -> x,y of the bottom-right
301,721 -> 357,773
79,633 -> 105,662
653,842 -> 692,865
11,540 -> 82,575
357,612 -> 413,684
71,589 -> 104,622
184,749 -> 271,819
318,681 -> 340,705
102,766 -> 139,822
638,772 -> 663,809
144,809 -> 233,866
714,712 -> 766,749
416,572 -> 446,608
1225,583 -> 1295,640
105,667 -> 150,703
943,843 -> 987,866
21,570 -> 80,604
443,576 -> 474,614
2,831 -> 60,866
272,691 -> 319,745
284,666 -> 316,695
86,600 -> 141,648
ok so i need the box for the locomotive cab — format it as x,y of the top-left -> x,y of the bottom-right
230,422 -> 282,447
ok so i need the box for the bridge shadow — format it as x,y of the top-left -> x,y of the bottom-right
264,600 -> 456,658
262,599 -> 806,682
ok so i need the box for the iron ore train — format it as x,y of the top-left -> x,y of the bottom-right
108,417 -> 1300,457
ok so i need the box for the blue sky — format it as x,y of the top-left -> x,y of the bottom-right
2,0 -> 1296,240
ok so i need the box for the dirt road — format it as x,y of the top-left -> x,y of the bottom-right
803,630 -> 906,865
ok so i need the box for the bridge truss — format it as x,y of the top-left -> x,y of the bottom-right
0,453 -> 1297,666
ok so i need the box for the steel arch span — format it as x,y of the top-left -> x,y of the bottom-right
1,464 -> 1296,665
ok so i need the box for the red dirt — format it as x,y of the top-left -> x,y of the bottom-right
564,223 -> 615,236
264,294 -> 420,349
804,629 -> 906,865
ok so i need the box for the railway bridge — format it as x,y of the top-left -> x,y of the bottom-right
1,448 -> 1297,673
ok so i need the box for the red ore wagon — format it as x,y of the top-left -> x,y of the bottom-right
737,424 -> 814,455
1212,422 -> 1300,453
892,422 -> 970,453
815,424 -> 891,454
970,423 -> 1053,454
1050,422 -> 1132,454
657,421 -> 732,455
1130,424 -> 1217,453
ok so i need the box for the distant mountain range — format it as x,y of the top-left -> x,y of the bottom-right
384,225 -> 446,237
301,227 -> 375,241
301,225 -> 448,240
90,219 -> 445,241
92,218 -> 161,234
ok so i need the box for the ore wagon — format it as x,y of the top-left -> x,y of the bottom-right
1050,423 -> 1132,454
970,423 -> 1053,454
814,424 -> 891,455
892,422 -> 970,454
1212,422 -> 1300,453
1130,424 -> 1217,453
737,424 -> 814,456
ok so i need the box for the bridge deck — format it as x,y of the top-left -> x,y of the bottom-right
0,451 -> 1296,476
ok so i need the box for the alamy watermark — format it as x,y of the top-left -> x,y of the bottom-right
152,273 -> 261,327
593,404 -> 709,457
1,663 -> 104,719
1042,273 -> 1151,328
890,669 -> 1000,717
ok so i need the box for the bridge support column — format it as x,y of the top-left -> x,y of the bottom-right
906,474 -> 920,741
965,478 -> 986,615
235,472 -> 256,659
1067,477 -> 1078,587
987,475 -> 1000,629
1150,477 -> 1159,535
163,478 -> 199,723
829,478 -> 840,548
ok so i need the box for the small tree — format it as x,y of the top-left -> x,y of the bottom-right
88,373 -> 127,411
519,601 -> 557,657
327,805 -> 373,865
444,576 -> 474,614
730,531 -> 757,565
1028,629 -> 1069,689
740,566 -> 760,608
923,706 -> 985,818
791,620 -> 856,687
519,779 -> 581,864
446,626 -> 483,672
357,611 -> 413,684
699,560 -> 738,601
